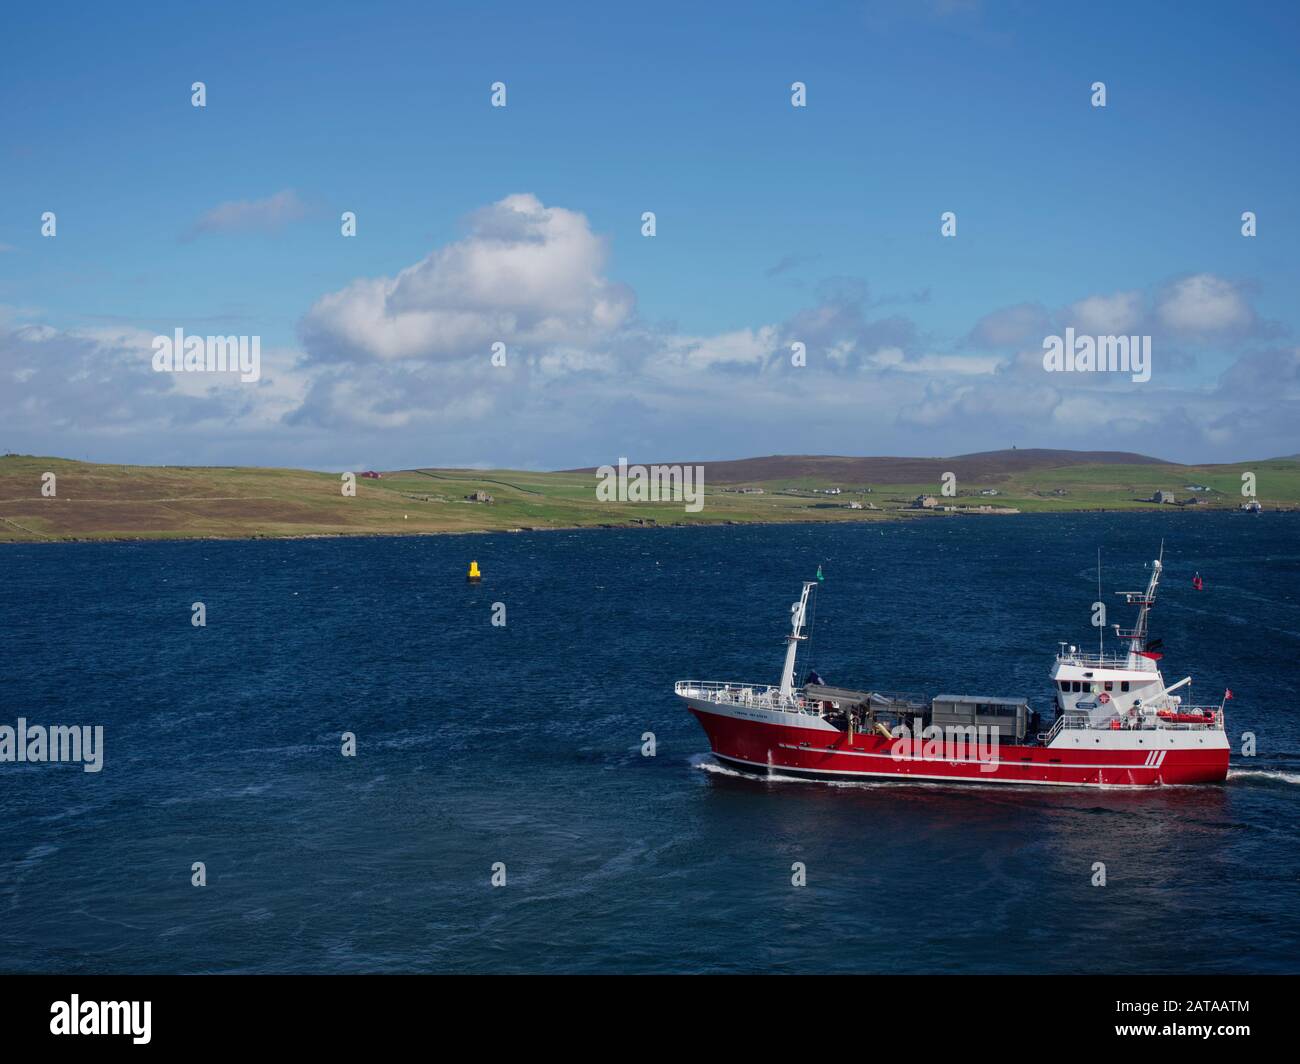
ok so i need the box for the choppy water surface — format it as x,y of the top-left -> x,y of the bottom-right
2,512 -> 1297,972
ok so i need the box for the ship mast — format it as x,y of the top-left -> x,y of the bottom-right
1097,547 -> 1104,659
779,582 -> 817,701
1115,543 -> 1163,668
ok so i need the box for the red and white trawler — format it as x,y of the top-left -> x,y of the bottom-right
676,552 -> 1230,787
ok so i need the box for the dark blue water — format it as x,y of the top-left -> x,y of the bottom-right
2,513 -> 1297,973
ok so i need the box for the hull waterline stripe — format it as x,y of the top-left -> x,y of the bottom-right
769,741 -> 1195,773
710,752 -> 1166,789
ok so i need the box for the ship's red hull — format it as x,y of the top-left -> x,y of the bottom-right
689,706 -> 1230,787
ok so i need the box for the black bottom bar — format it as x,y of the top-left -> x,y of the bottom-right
0,974 -> 1287,1051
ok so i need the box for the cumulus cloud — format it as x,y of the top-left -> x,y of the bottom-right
285,362 -> 498,432
651,326 -> 782,374
4,191 -> 1295,469
1064,290 -> 1145,334
968,275 -> 1274,370
183,189 -> 309,241
282,240 -> 1291,464
0,317 -> 307,462
1156,273 -> 1255,336
299,193 -> 635,362
2,323 -> 203,436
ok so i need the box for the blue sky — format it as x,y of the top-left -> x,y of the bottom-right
2,0 -> 1297,469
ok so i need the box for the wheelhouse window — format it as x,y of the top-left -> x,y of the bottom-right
1121,681 -> 1130,692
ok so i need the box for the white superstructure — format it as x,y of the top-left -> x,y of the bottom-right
1049,547 -> 1222,732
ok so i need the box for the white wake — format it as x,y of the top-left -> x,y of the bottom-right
1228,768 -> 1300,786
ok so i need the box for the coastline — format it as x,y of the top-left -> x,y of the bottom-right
3,452 -> 1293,545
1,505 -> 1289,546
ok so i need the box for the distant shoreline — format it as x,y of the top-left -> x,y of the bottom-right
2,507 -> 1290,547
2,453 -> 1293,544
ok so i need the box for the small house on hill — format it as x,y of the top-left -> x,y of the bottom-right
465,490 -> 495,504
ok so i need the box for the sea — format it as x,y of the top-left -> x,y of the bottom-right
2,512 -> 1297,973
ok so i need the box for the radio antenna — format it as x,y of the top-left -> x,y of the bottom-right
1098,547 -> 1104,658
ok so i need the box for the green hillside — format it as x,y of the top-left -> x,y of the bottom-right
1,452 -> 1294,543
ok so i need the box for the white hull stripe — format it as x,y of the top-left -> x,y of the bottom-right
775,742 -> 1179,773
713,753 -> 1162,789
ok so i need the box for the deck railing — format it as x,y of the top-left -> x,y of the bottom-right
1054,649 -> 1157,671
674,680 -> 812,712
1039,707 -> 1224,743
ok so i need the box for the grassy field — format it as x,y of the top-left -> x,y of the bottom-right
1,453 -> 1296,542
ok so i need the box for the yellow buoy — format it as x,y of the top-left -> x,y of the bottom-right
467,560 -> 481,582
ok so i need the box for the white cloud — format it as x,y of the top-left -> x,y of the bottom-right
4,194 -> 1292,468
1156,274 -> 1254,335
650,326 -> 780,374
299,194 -> 634,362
1065,289 -> 1144,334
0,321 -> 307,451
870,347 -> 1001,375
